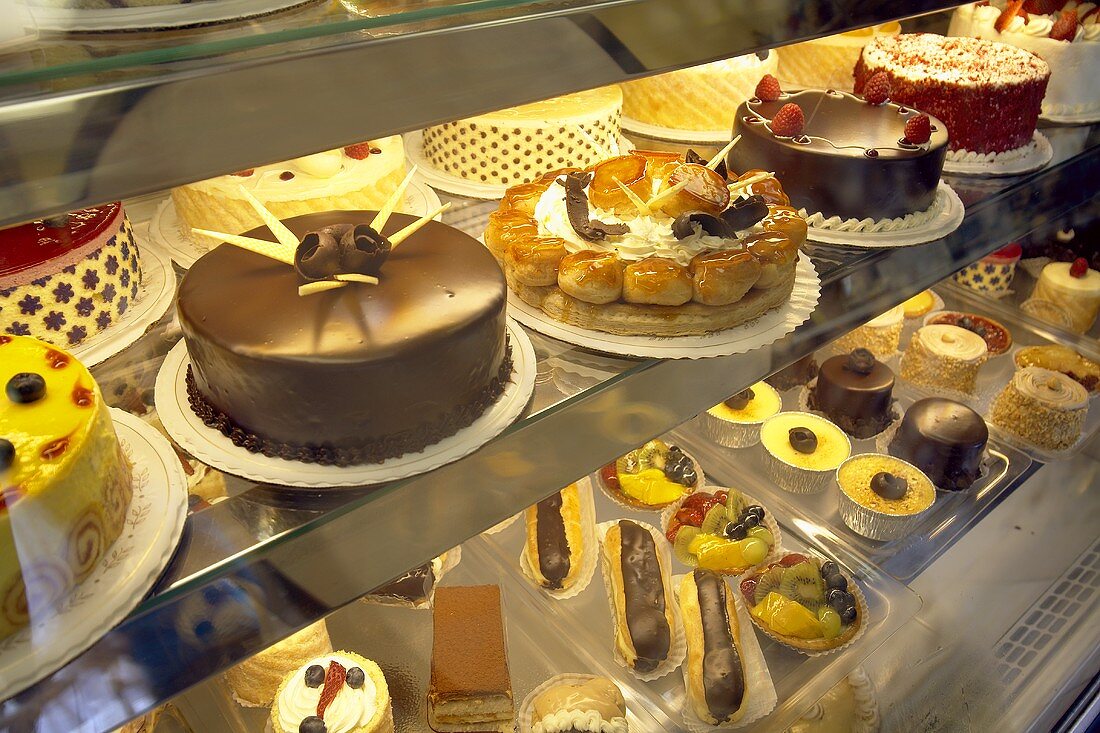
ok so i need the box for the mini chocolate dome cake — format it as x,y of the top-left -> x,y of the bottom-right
810,349 -> 896,438
889,398 -> 988,491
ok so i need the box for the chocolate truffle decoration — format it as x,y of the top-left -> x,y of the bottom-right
846,348 -> 876,376
294,231 -> 343,282
339,224 -> 391,277
723,388 -> 755,410
871,471 -> 907,500
563,172 -> 629,242
294,223 -> 391,282
788,427 -> 818,454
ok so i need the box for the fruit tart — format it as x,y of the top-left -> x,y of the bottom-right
598,440 -> 700,510
739,553 -> 864,653
666,488 -> 777,575
483,147 -> 807,337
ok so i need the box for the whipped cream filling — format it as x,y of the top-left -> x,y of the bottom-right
277,654 -> 378,733
918,324 -> 987,362
964,1 -> 1100,42
534,177 -> 761,267
799,187 -> 946,233
533,710 -> 628,733
1015,366 -> 1089,410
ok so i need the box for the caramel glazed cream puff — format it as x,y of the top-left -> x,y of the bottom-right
484,148 -> 806,337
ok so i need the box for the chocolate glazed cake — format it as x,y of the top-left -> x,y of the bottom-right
811,349 -> 896,439
729,89 -> 948,220
889,398 -> 988,491
177,211 -> 511,466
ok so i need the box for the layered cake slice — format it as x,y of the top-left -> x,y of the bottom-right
854,34 -> 1050,157
428,585 -> 514,732
1,203 -> 142,347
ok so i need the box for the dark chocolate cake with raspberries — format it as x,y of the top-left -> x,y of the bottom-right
854,34 -> 1050,155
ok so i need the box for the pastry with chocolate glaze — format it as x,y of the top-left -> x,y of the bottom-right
888,398 -> 988,491
363,552 -> 453,609
601,520 -> 676,674
522,483 -> 585,592
679,569 -> 749,725
530,676 -> 627,733
810,350 -> 897,439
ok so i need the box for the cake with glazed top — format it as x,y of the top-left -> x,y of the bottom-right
810,349 -> 897,439
854,34 -> 1050,155
889,397 -> 989,491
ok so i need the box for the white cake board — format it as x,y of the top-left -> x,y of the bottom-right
805,183 -> 964,248
0,410 -> 188,699
1041,108 -> 1100,125
943,131 -> 1053,177
154,321 -> 536,488
621,116 -> 730,145
506,252 -> 820,359
27,0 -> 313,32
71,243 -> 175,368
149,180 -> 443,269
403,131 -> 635,200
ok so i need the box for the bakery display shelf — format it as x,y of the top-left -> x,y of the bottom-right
0,0 -> 968,228
1,118 -> 1096,733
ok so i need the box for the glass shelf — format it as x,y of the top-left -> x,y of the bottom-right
1,119 -> 1095,732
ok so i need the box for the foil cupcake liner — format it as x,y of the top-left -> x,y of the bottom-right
834,455 -> 936,541
698,410 -> 764,449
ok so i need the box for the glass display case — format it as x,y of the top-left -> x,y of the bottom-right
0,0 -> 1098,731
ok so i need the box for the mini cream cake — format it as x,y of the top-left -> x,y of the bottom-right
990,366 -> 1088,451
224,620 -> 333,707
0,336 -> 133,639
621,51 -> 777,131
421,87 -> 623,187
778,22 -> 901,91
833,305 -> 905,360
271,651 -> 393,733
171,136 -> 406,236
900,324 -> 988,395
950,1 -> 1100,121
1030,261 -> 1100,334
701,380 -> 783,448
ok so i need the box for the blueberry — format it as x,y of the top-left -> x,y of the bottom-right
825,573 -> 848,592
664,463 -> 685,482
724,522 -> 748,541
827,589 -> 855,612
667,445 -> 683,459
0,439 -> 13,471
304,664 -> 325,688
346,666 -> 365,689
820,561 -> 839,577
745,505 -> 766,520
741,512 -> 760,529
6,373 -> 46,404
839,603 -> 858,624
299,716 -> 326,733
680,467 -> 698,486
958,316 -> 975,330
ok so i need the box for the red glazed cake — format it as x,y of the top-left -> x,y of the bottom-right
854,34 -> 1050,155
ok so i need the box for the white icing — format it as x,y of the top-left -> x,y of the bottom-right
276,654 -> 378,733
1014,366 -> 1088,410
1040,261 -> 1100,293
917,324 -> 988,362
866,305 -> 905,328
861,34 -> 1050,85
533,177 -> 760,267
532,710 -> 628,733
185,135 -> 404,202
946,134 -> 1040,162
799,187 -> 945,233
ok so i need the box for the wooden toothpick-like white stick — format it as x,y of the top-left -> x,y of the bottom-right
298,280 -> 347,296
613,177 -> 651,217
191,229 -> 296,265
388,202 -> 451,248
237,186 -> 300,254
370,166 -> 419,233
706,135 -> 740,170
645,177 -> 693,209
729,170 -> 776,195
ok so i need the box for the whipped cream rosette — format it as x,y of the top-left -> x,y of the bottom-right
270,651 -> 393,733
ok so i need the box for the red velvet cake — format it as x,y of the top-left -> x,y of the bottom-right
854,34 -> 1050,155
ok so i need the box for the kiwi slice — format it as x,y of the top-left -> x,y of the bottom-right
779,562 -> 826,613
700,505 -> 728,535
753,566 -> 786,606
673,525 -> 700,567
636,439 -> 668,471
724,489 -> 746,518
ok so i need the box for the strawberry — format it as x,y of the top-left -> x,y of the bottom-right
599,463 -> 619,491
995,242 -> 1023,259
665,522 -> 681,544
315,661 -> 347,719
770,103 -> 805,137
343,142 -> 374,160
779,553 -> 809,567
755,74 -> 782,102
1070,257 -> 1089,278
1049,9 -> 1079,40
862,71 -> 891,105
231,169 -> 254,177
1023,0 -> 1059,14
903,114 -> 932,144
996,0 -> 1025,31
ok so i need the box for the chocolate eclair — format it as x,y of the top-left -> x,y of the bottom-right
679,569 -> 749,724
601,519 -> 675,673
523,483 -> 585,591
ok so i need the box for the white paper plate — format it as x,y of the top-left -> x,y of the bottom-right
942,132 -> 1053,177
404,131 -> 635,200
621,116 -> 730,145
805,183 -> 964,248
71,244 -> 175,368
0,409 -> 188,699
154,321 -> 536,488
506,252 -> 819,359
27,0 -> 313,31
1041,108 -> 1100,125
148,180 -> 443,269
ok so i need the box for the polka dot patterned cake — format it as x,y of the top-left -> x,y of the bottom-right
421,86 -> 623,186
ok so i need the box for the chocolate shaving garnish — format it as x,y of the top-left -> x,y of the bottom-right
672,212 -> 734,240
720,195 -> 769,232
723,388 -> 755,410
563,173 -> 628,242
294,223 -> 391,282
294,231 -> 343,282
339,224 -> 390,277
788,427 -> 818,454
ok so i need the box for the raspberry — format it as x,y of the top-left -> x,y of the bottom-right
862,71 -> 891,105
1070,257 -> 1089,278
1023,0 -> 1059,13
755,74 -> 782,102
770,103 -> 805,137
903,114 -> 932,144
995,242 -> 1023,259
343,142 -> 374,160
996,0 -> 1025,31
231,169 -> 254,177
1049,9 -> 1079,40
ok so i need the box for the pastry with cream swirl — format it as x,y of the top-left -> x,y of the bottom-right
989,367 -> 1088,452
679,569 -> 750,725
530,676 -> 628,733
270,651 -> 393,733
523,483 -> 586,592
